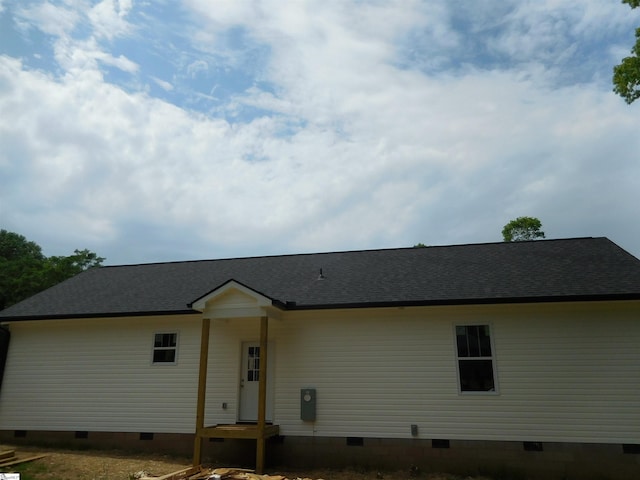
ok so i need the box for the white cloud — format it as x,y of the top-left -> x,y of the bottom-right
14,1 -> 138,77
151,76 -> 174,91
88,0 -> 134,40
50,36 -> 137,75
1,1 -> 640,262
15,2 -> 81,37
186,59 -> 208,78
484,0 -> 636,62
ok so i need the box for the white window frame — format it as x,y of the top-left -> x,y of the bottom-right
454,323 -> 499,395
151,331 -> 179,365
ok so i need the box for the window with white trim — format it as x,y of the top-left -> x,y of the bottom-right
152,332 -> 178,364
456,324 -> 496,392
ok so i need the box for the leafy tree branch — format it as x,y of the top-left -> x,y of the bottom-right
613,0 -> 640,104
0,230 -> 104,310
502,217 -> 545,242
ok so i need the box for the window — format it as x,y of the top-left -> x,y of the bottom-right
456,324 -> 496,392
152,332 -> 178,364
246,346 -> 260,382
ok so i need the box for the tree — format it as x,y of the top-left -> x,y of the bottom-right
0,230 -> 47,310
502,217 -> 545,242
44,249 -> 105,286
613,0 -> 640,104
0,230 -> 44,261
0,230 -> 104,310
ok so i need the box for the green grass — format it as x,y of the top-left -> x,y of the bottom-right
1,461 -> 55,480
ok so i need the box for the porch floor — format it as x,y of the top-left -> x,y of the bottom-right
200,424 -> 280,439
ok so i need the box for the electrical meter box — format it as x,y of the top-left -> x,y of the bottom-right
300,388 -> 316,421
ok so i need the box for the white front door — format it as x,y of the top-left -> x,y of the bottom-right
239,342 -> 274,422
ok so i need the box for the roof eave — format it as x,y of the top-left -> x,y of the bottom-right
283,293 -> 640,311
2,293 -> 638,322
0,309 -> 200,322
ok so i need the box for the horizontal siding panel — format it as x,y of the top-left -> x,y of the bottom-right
0,316 -> 201,433
269,304 -> 640,442
1,301 -> 638,444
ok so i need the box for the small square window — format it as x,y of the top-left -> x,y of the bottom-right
153,332 -> 178,364
456,324 -> 497,393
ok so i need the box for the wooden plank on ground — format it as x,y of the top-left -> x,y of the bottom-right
0,454 -> 47,467
139,465 -> 201,480
0,450 -> 15,461
210,467 -> 257,479
140,466 -> 296,480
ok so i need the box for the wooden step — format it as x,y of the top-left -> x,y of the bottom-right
0,450 -> 16,461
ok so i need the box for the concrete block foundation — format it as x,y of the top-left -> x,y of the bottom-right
1,430 -> 638,480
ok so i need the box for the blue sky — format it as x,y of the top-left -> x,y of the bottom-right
1,0 -> 639,265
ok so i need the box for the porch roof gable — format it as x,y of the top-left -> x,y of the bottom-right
189,279 -> 283,319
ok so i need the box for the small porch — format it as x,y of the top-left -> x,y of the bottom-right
190,281 -> 283,473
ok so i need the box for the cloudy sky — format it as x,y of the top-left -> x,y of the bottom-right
1,0 -> 639,265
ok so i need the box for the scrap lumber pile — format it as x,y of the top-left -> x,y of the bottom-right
138,466 -> 319,480
0,449 -> 47,468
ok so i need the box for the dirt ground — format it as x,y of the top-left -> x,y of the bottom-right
1,444 -> 489,480
1,444 -> 190,479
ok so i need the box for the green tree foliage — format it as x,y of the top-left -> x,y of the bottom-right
0,230 -> 46,311
0,230 -> 104,310
44,249 -> 104,286
613,1 -> 640,104
502,217 -> 546,242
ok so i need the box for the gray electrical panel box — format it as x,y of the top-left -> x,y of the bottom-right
300,388 -> 316,421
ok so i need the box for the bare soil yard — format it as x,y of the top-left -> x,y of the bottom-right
1,444 -> 491,480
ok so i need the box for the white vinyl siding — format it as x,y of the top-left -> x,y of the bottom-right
1,301 -> 638,444
202,317 -> 275,425
252,301 -> 637,443
0,315 -> 200,433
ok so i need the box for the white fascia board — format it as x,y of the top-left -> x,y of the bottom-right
191,280 -> 282,320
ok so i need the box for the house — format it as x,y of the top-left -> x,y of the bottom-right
0,237 -> 639,479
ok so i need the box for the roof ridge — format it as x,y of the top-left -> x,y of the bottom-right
100,236 -> 603,268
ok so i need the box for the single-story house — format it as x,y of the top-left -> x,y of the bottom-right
0,237 -> 639,479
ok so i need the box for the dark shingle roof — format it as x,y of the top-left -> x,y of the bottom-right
2,237 -> 640,321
